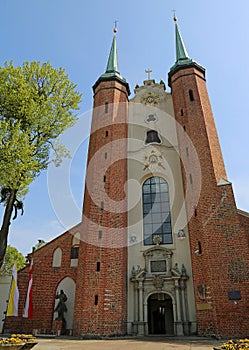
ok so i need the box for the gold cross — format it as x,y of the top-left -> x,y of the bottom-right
145,68 -> 152,80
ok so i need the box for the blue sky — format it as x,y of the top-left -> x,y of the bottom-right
1,0 -> 249,255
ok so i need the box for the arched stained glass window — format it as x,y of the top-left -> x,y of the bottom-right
142,176 -> 172,245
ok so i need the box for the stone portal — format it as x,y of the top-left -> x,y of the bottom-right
148,293 -> 174,335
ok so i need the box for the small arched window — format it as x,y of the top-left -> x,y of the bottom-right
72,232 -> 80,246
52,247 -> 62,267
70,232 -> 80,266
145,130 -> 161,144
142,176 -> 172,245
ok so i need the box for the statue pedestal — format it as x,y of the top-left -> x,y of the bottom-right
52,319 -> 66,336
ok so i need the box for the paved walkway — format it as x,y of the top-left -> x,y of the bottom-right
33,337 -> 222,350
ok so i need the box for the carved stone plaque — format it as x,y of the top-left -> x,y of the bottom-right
151,260 -> 166,273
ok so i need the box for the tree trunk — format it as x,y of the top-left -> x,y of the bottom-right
0,189 -> 17,268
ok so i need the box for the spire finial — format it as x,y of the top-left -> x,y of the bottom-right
172,9 -> 177,22
114,20 -> 118,33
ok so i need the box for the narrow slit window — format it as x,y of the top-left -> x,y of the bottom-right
181,109 -> 184,116
100,201 -> 104,211
189,89 -> 194,101
198,241 -> 202,254
186,147 -> 189,156
105,130 -> 108,137
94,295 -> 98,305
194,206 -> 197,217
103,175 -> 106,182
98,230 -> 102,239
190,173 -> 193,185
105,102 -> 108,113
183,125 -> 186,132
96,262 -> 101,271
104,152 -> 107,159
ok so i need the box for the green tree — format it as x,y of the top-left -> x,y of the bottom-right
0,245 -> 26,276
0,61 -> 82,267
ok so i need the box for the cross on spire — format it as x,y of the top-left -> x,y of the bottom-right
145,68 -> 152,80
114,20 -> 118,33
172,9 -> 177,21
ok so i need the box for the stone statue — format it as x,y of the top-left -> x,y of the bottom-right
54,289 -> 68,321
181,264 -> 187,277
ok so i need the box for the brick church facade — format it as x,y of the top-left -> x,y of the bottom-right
4,18 -> 249,338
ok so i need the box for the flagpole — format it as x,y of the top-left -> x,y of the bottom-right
20,314 -> 23,334
1,299 -> 9,334
22,251 -> 34,333
19,253 -> 33,334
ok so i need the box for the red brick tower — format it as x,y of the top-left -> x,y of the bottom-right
73,27 -> 130,336
168,17 -> 249,337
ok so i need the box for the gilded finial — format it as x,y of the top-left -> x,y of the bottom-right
114,20 -> 118,33
172,10 -> 177,22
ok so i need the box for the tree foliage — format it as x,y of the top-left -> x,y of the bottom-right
0,245 -> 26,276
0,61 -> 82,267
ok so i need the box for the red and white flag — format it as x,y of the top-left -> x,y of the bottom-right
23,258 -> 33,318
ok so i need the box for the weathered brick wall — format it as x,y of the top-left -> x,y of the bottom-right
238,210 -> 249,237
169,65 -> 249,337
73,78 -> 129,336
4,227 -> 79,334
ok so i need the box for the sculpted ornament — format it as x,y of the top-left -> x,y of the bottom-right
153,234 -> 162,245
143,150 -> 165,171
153,274 -> 164,290
141,92 -> 160,106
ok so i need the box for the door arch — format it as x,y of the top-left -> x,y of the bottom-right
147,293 -> 174,335
53,277 -> 76,330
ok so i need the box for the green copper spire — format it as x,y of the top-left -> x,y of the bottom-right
170,16 -> 193,71
175,19 -> 190,61
168,16 -> 206,87
106,29 -> 119,74
98,26 -> 127,83
93,26 -> 130,95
